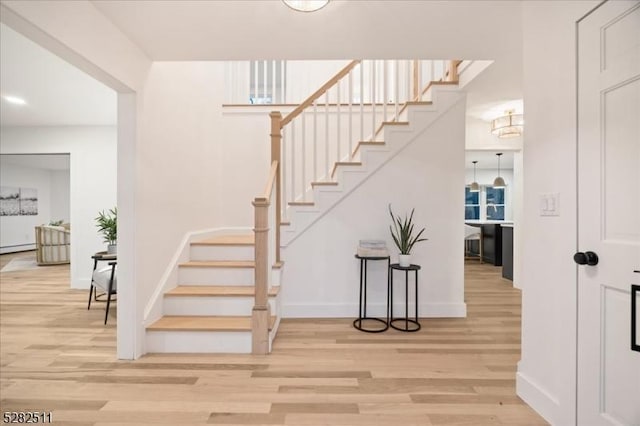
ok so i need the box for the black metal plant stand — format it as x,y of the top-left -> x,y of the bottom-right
389,263 -> 421,332
353,254 -> 390,333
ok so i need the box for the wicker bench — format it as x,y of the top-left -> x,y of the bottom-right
35,225 -> 70,265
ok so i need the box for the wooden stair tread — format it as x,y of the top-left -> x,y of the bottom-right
192,234 -> 254,246
331,161 -> 362,177
288,201 -> 314,206
166,285 -> 279,297
352,141 -> 385,156
179,260 -> 255,268
311,181 -> 338,186
381,121 -> 409,125
280,221 -> 291,226
405,101 -> 433,106
147,315 -> 276,332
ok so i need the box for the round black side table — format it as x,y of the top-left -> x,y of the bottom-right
389,263 -> 421,332
353,254 -> 390,333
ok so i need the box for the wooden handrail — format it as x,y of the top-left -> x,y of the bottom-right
281,60 -> 361,128
257,160 -> 279,202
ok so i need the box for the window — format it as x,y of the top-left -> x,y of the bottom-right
250,60 -> 286,104
465,187 -> 480,220
485,186 -> 505,220
464,186 -> 507,221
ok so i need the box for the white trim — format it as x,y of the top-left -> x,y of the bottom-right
0,244 -> 36,254
282,302 -> 466,318
516,370 -> 559,425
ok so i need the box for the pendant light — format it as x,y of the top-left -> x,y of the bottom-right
493,153 -> 506,188
469,161 -> 480,192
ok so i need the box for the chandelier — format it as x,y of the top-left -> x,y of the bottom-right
491,110 -> 523,138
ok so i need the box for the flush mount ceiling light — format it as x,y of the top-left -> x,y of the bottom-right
282,0 -> 329,12
493,153 -> 506,188
491,109 -> 523,138
2,95 -> 27,105
469,161 -> 480,192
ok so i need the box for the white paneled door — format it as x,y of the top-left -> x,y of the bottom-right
577,1 -> 640,425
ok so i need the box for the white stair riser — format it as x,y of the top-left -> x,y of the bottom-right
178,267 -> 254,285
146,330 -> 251,353
163,296 -> 276,316
189,245 -> 254,261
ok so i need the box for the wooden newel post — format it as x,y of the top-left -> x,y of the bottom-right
252,197 -> 270,355
270,111 -> 282,264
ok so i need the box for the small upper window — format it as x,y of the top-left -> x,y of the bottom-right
465,187 -> 480,220
486,186 -> 505,220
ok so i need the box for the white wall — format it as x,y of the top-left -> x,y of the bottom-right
50,169 -> 70,222
282,98 -> 466,318
0,127 -> 117,289
0,162 -> 52,252
518,2 -> 598,425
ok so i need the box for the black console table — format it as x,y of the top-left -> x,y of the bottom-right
354,254 -> 390,333
389,263 -> 421,332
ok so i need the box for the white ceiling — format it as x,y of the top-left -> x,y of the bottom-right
89,0 -> 523,120
0,1 -> 523,131
0,23 -> 116,127
1,154 -> 70,171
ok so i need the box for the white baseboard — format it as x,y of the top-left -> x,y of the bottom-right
282,302 -> 466,318
516,371 -> 559,425
0,244 -> 35,254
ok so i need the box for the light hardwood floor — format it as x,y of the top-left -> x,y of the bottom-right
0,252 -> 546,426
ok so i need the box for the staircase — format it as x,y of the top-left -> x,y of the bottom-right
146,234 -> 281,353
280,82 -> 461,246
144,59 -> 462,355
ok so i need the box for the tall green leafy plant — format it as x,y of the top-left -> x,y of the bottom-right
95,207 -> 117,245
389,204 -> 427,255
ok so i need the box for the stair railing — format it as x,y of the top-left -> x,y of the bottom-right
253,59 -> 460,354
271,59 -> 460,224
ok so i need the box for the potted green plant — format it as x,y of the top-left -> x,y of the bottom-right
95,207 -> 117,254
389,204 -> 427,267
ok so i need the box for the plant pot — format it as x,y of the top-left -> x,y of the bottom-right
398,254 -> 411,267
107,244 -> 117,255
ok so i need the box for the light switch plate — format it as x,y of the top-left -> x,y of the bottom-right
540,193 -> 560,216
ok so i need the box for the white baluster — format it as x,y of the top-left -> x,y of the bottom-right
325,91 -> 329,181
281,60 -> 285,103
263,60 -> 268,102
313,100 -> 318,182
336,82 -> 341,162
383,60 -> 388,123
301,112 -> 306,201
394,60 -> 399,121
360,62 -> 364,143
348,69 -> 353,158
282,126 -> 287,219
253,61 -> 258,103
291,119 -> 296,201
371,60 -> 376,140
272,60 -> 276,104
415,60 -> 421,101
406,60 -> 411,104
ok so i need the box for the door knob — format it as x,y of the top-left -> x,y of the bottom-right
574,251 -> 599,266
